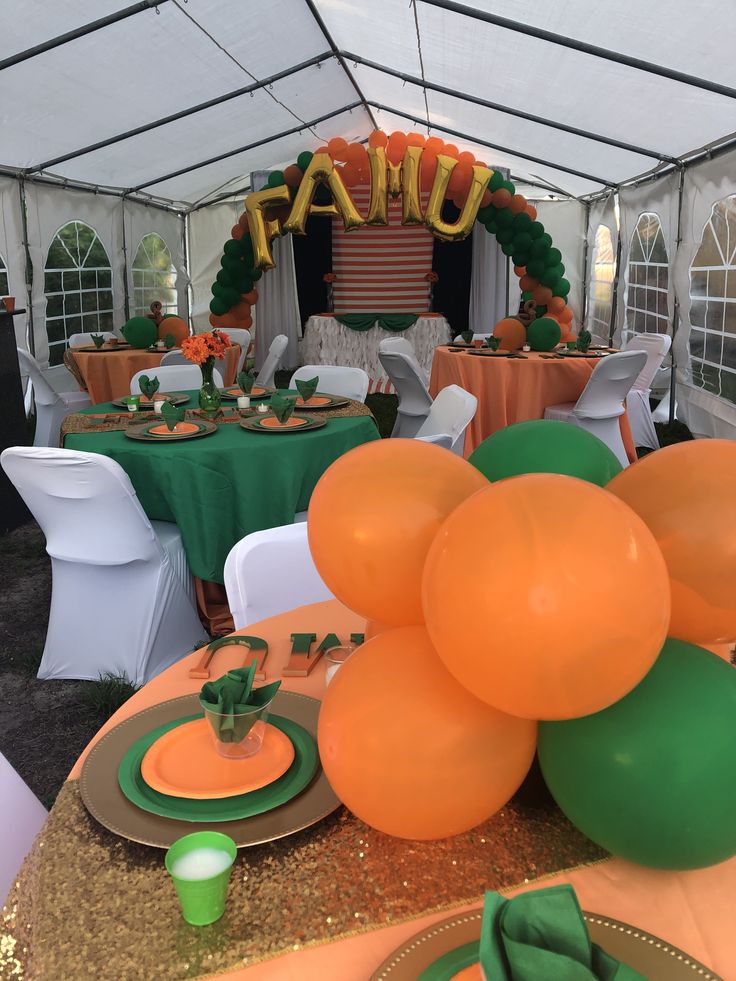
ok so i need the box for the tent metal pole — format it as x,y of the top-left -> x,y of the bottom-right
608,199 -> 622,347
419,0 -> 736,101
343,51 -> 675,163
0,1 -> 170,72
182,211 -> 192,328
17,178 -> 35,356
129,102 -> 364,193
120,198 -> 131,322
27,51 -> 335,173
581,201 -> 591,325
301,0 -> 379,130
367,102 -> 615,189
669,165 -> 686,425
0,166 -> 182,213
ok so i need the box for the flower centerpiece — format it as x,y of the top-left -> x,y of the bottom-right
181,329 -> 232,415
323,272 -> 337,312
425,270 -> 439,311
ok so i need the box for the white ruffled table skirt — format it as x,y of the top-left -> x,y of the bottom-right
301,315 -> 451,392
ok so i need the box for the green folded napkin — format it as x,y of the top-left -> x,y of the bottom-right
485,335 -> 501,350
138,374 -> 160,399
269,392 -> 297,424
164,332 -> 176,349
479,886 -> 645,980
577,329 -> 592,353
237,370 -> 256,395
91,333 -> 105,349
460,331 -> 474,344
200,662 -> 281,743
160,400 -> 186,431
295,375 -> 319,402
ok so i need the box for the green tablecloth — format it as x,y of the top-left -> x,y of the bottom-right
64,391 -> 379,583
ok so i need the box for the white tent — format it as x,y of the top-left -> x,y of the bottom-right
2,0 -> 736,436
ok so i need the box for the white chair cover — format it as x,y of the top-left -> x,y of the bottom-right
130,364 -> 223,393
377,347 -> 433,437
16,348 -> 90,447
622,333 -> 673,449
0,447 -> 204,685
289,364 -> 370,403
414,384 -> 477,455
544,350 -> 647,467
67,332 -> 116,348
378,336 -> 429,386
256,334 -> 288,389
224,329 -> 251,374
224,523 -> 334,629
159,350 -> 188,366
0,752 -> 46,904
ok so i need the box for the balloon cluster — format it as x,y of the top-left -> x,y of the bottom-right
310,429 -> 736,869
208,218 -> 263,329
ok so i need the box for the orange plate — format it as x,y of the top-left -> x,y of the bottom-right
148,422 -> 200,436
140,718 -> 295,799
225,386 -> 268,397
260,416 -> 308,429
295,395 -> 332,407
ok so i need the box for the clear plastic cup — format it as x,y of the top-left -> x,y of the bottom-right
203,697 -> 276,759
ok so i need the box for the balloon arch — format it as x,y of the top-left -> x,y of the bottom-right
208,130 -> 575,344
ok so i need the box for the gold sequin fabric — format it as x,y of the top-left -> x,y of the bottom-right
1,781 -> 605,980
62,350 -> 88,392
60,400 -> 375,438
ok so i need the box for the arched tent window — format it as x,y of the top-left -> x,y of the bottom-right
689,196 -> 736,405
132,233 -> 177,317
44,221 -> 113,366
588,225 -> 615,340
0,253 -> 8,297
624,213 -> 669,339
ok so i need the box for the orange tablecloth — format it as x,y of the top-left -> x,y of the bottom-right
71,345 -> 240,404
66,600 -> 734,981
430,348 -> 637,462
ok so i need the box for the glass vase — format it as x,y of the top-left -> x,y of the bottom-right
198,357 -> 221,416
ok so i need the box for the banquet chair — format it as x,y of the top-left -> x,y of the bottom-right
543,350 -> 647,467
0,447 -> 204,686
452,332 -> 491,343
378,336 -> 429,386
130,364 -> 223,393
67,331 -> 116,348
224,328 -> 251,374
289,365 -> 370,403
159,349 -> 188,366
413,385 -> 477,456
16,348 -> 91,447
621,332 -> 672,449
224,522 -> 334,629
256,334 -> 288,389
0,752 -> 46,905
378,348 -> 432,437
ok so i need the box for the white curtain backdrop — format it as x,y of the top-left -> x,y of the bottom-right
187,199 -> 242,333
0,176 -> 28,348
469,218 -> 507,332
250,171 -> 300,372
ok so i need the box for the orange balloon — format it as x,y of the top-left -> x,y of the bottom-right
559,329 -> 574,344
238,212 -> 249,229
519,274 -> 536,292
341,163 -> 360,187
327,136 -> 349,160
423,474 -> 671,720
480,190 -> 493,207
513,265 -> 526,277
493,317 -> 526,351
458,151 -> 475,165
318,627 -> 537,839
509,194 -> 528,214
406,131 -> 426,147
283,164 -> 303,187
314,145 -> 329,155
532,286 -> 553,306
364,619 -> 391,641
158,316 -> 188,345
425,136 -> 444,153
548,296 -> 566,315
308,440 -> 487,626
243,288 -> 258,305
491,189 -> 512,209
230,223 -> 244,241
559,306 -> 574,324
368,129 -> 388,148
607,440 -> 736,644
443,143 -> 459,158
525,204 -> 538,220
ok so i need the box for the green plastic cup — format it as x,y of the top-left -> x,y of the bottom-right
165,831 -> 237,926
566,341 -> 577,350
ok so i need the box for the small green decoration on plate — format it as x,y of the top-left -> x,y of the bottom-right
237,370 -> 256,395
295,376 -> 319,403
164,333 -> 176,349
269,393 -> 297,424
91,333 -> 105,349
161,400 -> 186,432
460,330 -> 474,345
485,335 -> 501,350
138,374 -> 160,399
200,662 -> 281,744
577,328 -> 592,353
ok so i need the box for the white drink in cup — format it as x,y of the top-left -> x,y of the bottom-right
153,397 -> 166,414
171,847 -> 233,880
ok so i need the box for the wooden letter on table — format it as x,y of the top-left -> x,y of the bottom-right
283,632 -> 341,677
189,635 -> 269,681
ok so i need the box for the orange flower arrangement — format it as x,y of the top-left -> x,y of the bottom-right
181,329 -> 231,365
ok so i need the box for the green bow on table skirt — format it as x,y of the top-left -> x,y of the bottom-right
200,662 -> 281,743
335,313 -> 419,332
479,886 -> 645,980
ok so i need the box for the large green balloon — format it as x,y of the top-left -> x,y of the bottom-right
538,640 -> 736,869
122,316 -> 157,349
469,420 -> 622,486
527,316 -> 561,351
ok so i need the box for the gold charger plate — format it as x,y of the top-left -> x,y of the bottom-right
112,392 -> 190,408
125,420 -> 217,442
292,393 -> 350,410
369,908 -> 722,981
80,691 -> 340,848
240,414 -> 327,434
76,344 -> 131,352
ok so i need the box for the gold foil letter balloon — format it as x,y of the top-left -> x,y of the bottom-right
282,152 -> 364,237
244,185 -> 291,270
425,156 -> 492,242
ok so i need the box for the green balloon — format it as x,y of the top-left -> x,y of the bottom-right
477,204 -> 497,223
122,316 -> 157,349
223,239 -> 242,258
545,247 -> 562,267
488,170 -> 504,191
484,220 -> 498,234
535,303 -> 547,316
296,150 -> 313,172
526,258 -> 546,279
209,297 -> 228,316
521,290 -> 533,300
221,255 -> 242,272
251,268 -> 263,282
513,232 -> 533,253
527,316 -> 561,351
496,227 -> 514,245
501,179 -> 515,195
211,282 -> 224,297
553,278 -> 571,297
501,241 -> 515,256
216,268 -> 234,287
495,208 -> 514,228
469,419 -> 622,486
267,170 -> 285,188
512,212 -> 532,232
222,287 -> 240,306
539,640 -> 736,869
512,252 -> 529,268
237,278 -> 254,294
540,267 -> 560,288
528,221 -> 545,240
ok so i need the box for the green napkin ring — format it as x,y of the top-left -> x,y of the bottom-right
295,375 -> 319,402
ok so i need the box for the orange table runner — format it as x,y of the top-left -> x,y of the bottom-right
69,344 -> 240,404
430,348 -> 637,462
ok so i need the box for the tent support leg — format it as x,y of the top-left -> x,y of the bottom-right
581,201 -> 591,326
669,165 -> 686,426
121,198 -> 130,323
17,177 -> 35,356
608,198 -> 622,347
182,212 -> 192,329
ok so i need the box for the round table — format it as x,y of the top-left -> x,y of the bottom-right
66,344 -> 241,404
63,393 -> 379,583
5,600 -> 733,981
430,347 -> 637,461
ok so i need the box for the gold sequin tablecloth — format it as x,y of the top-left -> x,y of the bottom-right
1,780 -> 605,980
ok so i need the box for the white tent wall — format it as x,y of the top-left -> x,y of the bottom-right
0,177 -> 29,348
122,199 -> 188,323
187,200 -> 242,334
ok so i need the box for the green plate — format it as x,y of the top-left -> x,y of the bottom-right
118,712 -> 318,822
240,414 -> 326,434
418,942 -> 478,981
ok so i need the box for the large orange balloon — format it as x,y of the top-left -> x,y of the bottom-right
423,474 -> 671,720
318,627 -> 537,839
493,317 -> 526,351
607,440 -> 736,644
308,440 -> 487,626
158,316 -> 188,344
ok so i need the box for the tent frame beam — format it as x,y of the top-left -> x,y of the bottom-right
0,1 -> 170,72
419,0 -> 736,101
342,51 -> 677,165
0,166 -> 184,214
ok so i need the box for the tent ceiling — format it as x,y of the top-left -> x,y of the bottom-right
1,0 -> 735,209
